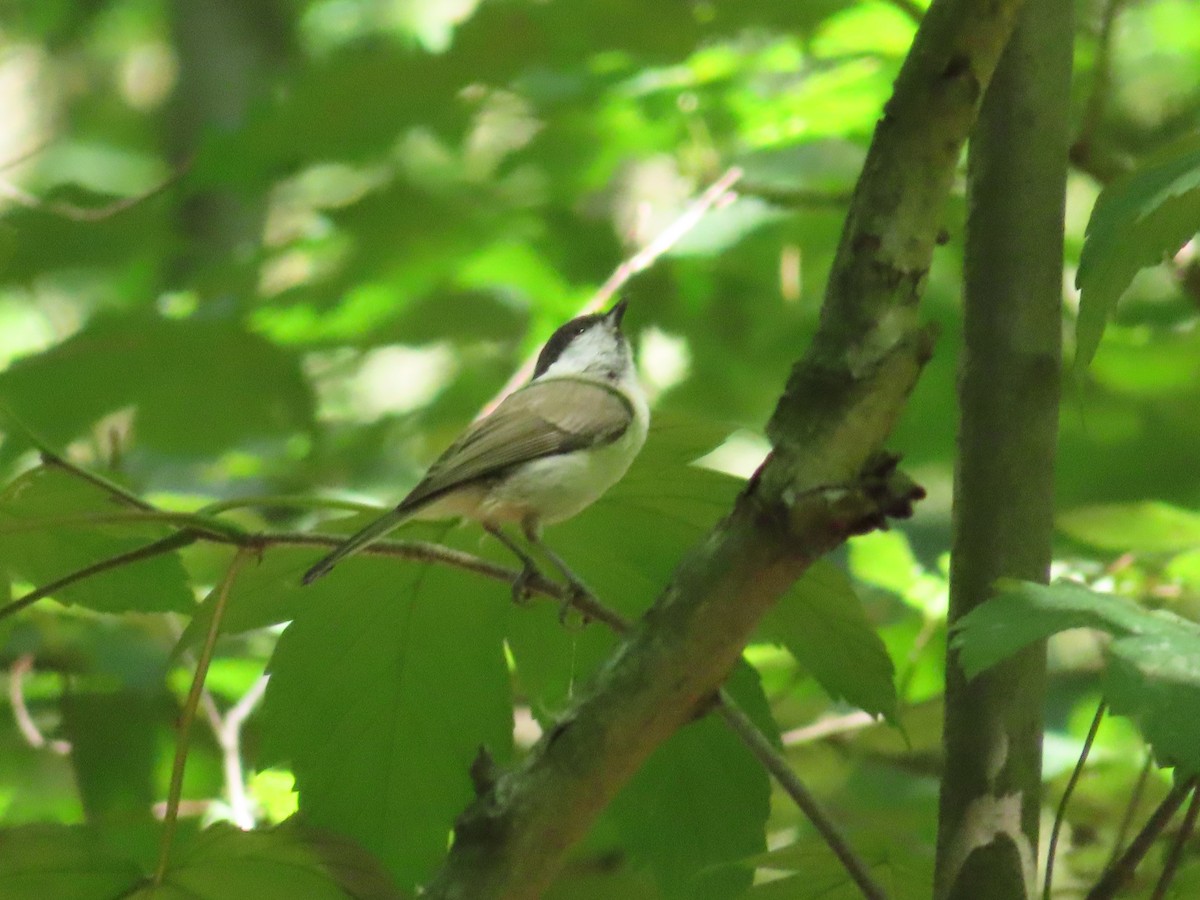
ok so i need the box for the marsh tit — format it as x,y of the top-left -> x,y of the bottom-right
302,299 -> 649,594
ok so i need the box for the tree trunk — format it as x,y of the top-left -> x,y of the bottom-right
934,1 -> 1072,897
169,0 -> 287,303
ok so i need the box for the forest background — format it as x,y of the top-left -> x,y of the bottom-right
1,0 -> 1200,897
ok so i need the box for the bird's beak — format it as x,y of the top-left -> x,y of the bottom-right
606,298 -> 629,328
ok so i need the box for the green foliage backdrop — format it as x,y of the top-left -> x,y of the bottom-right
1,0 -> 1199,896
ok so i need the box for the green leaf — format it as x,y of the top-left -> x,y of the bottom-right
758,563 -> 898,721
258,543 -> 513,889
0,314 -> 314,460
0,821 -> 401,899
136,823 -> 404,899
953,580 -> 1200,774
1057,501 -> 1200,554
1075,133 -> 1200,367
0,467 -> 192,615
61,690 -> 167,824
606,663 -> 772,898
0,824 -> 142,900
952,580 -> 1165,678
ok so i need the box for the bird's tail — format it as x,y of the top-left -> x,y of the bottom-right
301,506 -> 413,584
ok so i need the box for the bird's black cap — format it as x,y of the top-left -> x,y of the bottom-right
532,300 -> 628,379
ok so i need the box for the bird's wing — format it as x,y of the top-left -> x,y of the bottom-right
398,377 -> 633,513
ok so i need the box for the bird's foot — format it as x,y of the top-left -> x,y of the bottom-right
510,563 -> 538,606
557,579 -> 595,630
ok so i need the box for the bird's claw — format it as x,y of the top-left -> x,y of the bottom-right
510,564 -> 537,606
557,580 -> 594,630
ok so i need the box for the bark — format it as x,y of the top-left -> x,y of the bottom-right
425,0 -> 1031,896
934,1 -> 1073,897
169,0 -> 287,300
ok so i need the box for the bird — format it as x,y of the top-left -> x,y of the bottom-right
301,299 -> 649,601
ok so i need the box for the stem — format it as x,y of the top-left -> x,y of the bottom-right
199,496 -> 377,515
0,509 -> 245,542
39,449 -> 157,510
1149,786 -> 1200,900
1109,752 -> 1154,867
154,550 -> 249,886
716,690 -> 887,900
1044,702 -> 1106,900
1087,779 -> 1195,900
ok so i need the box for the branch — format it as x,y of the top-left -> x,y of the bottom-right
716,692 -> 887,900
201,674 -> 270,830
1108,752 -> 1154,868
0,532 -> 199,624
10,449 -> 879,887
1150,786 -> 1200,900
424,0 -> 1027,891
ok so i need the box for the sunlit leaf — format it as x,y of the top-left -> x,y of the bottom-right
1057,501 -> 1200,554
758,563 -> 898,721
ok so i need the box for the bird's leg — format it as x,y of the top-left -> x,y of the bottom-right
484,523 -> 541,604
522,519 -> 594,627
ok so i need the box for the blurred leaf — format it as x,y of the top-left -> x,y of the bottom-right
668,198 -> 787,257
61,690 -> 166,824
0,315 -> 313,460
848,530 -> 921,597
258,544 -> 512,888
0,824 -> 142,900
1075,133 -> 1200,367
0,467 -> 192,615
737,834 -> 931,899
953,580 -> 1200,774
758,563 -> 898,721
736,138 -> 865,200
1058,501 -> 1200,554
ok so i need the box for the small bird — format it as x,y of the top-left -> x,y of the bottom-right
302,299 -> 649,597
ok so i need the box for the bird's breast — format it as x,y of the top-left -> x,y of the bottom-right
482,408 -> 648,525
